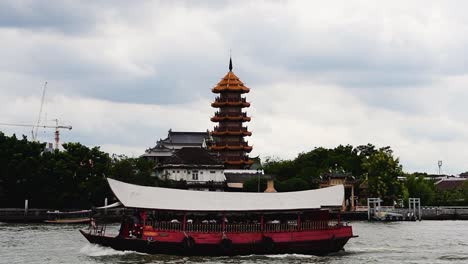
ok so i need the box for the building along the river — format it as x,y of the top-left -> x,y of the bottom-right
155,147 -> 225,191
141,129 -> 212,164
142,59 -> 259,191
209,58 -> 253,169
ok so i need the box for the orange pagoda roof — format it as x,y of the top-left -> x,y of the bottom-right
212,71 -> 250,93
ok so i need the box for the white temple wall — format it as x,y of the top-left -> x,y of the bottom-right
162,168 -> 225,182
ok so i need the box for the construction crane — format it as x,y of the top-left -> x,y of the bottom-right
0,119 -> 72,150
33,81 -> 48,141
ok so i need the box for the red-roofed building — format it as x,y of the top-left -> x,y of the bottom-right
435,177 -> 467,192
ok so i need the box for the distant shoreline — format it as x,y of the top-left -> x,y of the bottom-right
1,207 -> 467,223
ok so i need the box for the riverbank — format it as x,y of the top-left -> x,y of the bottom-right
2,207 -> 468,223
334,207 -> 468,221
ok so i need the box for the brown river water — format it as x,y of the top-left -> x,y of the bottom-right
0,221 -> 467,264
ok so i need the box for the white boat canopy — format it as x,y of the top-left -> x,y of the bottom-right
107,178 -> 344,212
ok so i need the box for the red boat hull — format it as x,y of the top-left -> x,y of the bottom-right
80,226 -> 354,256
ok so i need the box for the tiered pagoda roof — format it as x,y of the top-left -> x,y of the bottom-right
212,71 -> 250,94
209,58 -> 253,169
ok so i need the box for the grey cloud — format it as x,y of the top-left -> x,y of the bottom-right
3,1 -> 468,174
0,1 -> 99,34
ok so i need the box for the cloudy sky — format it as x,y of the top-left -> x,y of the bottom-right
1,0 -> 468,174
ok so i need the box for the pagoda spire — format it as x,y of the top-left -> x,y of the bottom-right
229,57 -> 233,72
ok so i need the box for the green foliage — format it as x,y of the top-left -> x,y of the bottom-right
154,178 -> 187,189
243,178 -> 267,192
262,144 -> 401,198
403,175 -> 436,205
0,132 -> 155,209
276,178 -> 310,192
111,155 -> 155,186
362,148 -> 404,203
464,181 -> 468,201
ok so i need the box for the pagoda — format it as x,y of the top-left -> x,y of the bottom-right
209,58 -> 253,169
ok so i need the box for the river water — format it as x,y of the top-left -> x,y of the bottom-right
0,221 -> 467,264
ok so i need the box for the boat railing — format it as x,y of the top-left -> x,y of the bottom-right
264,223 -> 297,232
186,223 -> 223,233
151,220 -> 339,233
154,222 -> 183,231
225,223 -> 261,233
300,220 -> 338,231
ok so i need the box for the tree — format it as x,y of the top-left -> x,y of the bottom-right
362,148 -> 403,204
403,175 -> 436,205
0,132 -> 157,208
243,178 -> 267,192
276,178 -> 310,192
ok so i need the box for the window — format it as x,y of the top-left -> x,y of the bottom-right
192,171 -> 198,180
210,171 -> 216,174
177,171 -> 179,173
172,170 -> 175,173
200,171 -> 203,174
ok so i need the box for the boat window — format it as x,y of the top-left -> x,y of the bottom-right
210,171 -> 216,173
192,171 -> 198,180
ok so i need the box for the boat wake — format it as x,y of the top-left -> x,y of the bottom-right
240,253 -> 317,259
79,244 -> 145,257
346,247 -> 403,254
264,253 -> 316,259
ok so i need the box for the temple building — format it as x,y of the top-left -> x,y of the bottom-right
319,171 -> 357,211
155,147 -> 225,191
209,58 -> 253,169
142,129 -> 211,164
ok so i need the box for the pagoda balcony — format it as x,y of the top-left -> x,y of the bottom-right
224,156 -> 254,165
210,141 -> 252,152
211,126 -> 252,136
217,141 -> 250,147
212,84 -> 250,94
211,97 -> 250,108
211,145 -> 253,152
211,112 -> 251,122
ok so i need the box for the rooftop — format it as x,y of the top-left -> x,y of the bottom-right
212,71 -> 250,93
145,129 -> 211,154
160,130 -> 209,145
435,177 -> 467,191
163,147 -> 222,166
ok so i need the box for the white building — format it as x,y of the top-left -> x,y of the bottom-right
156,147 -> 225,191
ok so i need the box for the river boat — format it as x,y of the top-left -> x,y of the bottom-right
45,209 -> 91,224
80,178 -> 356,256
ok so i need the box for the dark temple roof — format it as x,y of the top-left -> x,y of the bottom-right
163,147 -> 222,165
145,130 -> 211,155
161,130 -> 209,145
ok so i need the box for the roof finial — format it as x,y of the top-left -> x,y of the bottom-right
229,49 -> 233,71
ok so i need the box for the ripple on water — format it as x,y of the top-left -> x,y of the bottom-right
438,255 -> 468,261
1,221 -> 467,264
